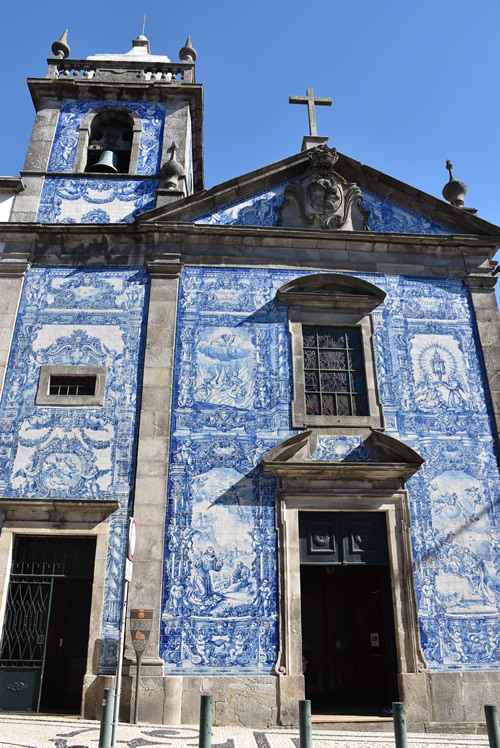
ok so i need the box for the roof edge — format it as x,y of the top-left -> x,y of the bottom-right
138,148 -> 500,237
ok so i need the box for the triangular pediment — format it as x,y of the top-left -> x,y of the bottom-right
261,430 -> 424,482
138,148 -> 499,237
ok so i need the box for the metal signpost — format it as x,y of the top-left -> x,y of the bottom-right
110,517 -> 136,748
129,608 -> 153,723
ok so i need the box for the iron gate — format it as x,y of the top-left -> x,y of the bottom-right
0,536 -> 95,712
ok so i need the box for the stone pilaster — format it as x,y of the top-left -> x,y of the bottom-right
0,256 -> 30,399
123,256 -> 182,723
465,274 -> 500,439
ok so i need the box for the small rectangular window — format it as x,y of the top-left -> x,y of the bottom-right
36,365 -> 106,407
302,325 -> 368,416
49,375 -> 97,397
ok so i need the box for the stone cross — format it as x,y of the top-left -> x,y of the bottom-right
140,13 -> 151,36
289,88 -> 332,137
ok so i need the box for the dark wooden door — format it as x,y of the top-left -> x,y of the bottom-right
39,578 -> 93,712
299,512 -> 398,713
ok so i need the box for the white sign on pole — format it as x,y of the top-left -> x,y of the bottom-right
124,557 -> 133,582
111,516 -> 136,748
127,517 -> 137,561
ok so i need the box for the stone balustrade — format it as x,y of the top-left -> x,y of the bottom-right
46,58 -> 196,84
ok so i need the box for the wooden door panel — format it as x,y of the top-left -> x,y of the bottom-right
40,578 -> 93,711
299,512 -> 388,565
300,542 -> 397,712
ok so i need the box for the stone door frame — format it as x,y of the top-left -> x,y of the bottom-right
275,488 -> 424,676
272,485 -> 426,723
0,500 -> 116,714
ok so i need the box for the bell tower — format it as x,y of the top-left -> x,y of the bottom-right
11,31 -> 203,224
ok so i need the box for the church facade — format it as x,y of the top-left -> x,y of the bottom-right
0,32 -> 499,728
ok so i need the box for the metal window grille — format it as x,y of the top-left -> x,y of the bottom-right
49,375 -> 96,397
302,325 -> 368,416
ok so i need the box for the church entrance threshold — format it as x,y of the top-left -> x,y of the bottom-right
299,512 -> 398,715
0,536 -> 95,714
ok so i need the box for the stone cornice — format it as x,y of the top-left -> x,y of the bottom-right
0,223 -> 498,278
263,461 -> 422,481
0,177 -> 24,193
463,274 -> 498,290
2,220 -> 500,246
146,255 -> 183,278
0,258 -> 31,278
0,498 -> 119,521
20,171 -> 160,180
27,76 -> 202,108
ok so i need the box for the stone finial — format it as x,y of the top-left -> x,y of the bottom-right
179,36 -> 197,63
51,29 -> 70,59
131,34 -> 151,55
442,160 -> 467,208
160,142 -> 186,192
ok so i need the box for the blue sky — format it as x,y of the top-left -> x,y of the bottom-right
1,0 -> 498,231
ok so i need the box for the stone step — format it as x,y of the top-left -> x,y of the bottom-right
311,715 -> 394,732
424,722 -> 488,735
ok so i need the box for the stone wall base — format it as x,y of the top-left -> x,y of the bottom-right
82,670 -> 500,728
82,673 -> 295,727
400,670 -> 500,728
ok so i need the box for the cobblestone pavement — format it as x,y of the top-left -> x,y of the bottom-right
0,716 -> 490,748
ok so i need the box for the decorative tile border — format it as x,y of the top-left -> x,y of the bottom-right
37,177 -> 158,224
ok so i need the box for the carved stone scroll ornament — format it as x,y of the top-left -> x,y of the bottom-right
276,145 -> 369,231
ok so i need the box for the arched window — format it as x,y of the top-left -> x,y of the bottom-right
85,110 -> 134,173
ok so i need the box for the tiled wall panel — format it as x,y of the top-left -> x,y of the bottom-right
37,98 -> 164,224
191,184 -> 453,234
162,267 -> 499,674
0,267 -> 149,672
37,177 -> 158,224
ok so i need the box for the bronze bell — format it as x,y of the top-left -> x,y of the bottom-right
91,150 -> 118,173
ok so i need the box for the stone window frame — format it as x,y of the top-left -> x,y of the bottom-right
73,106 -> 143,174
277,273 -> 386,429
35,365 -> 107,407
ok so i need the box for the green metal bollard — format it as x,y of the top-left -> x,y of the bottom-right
199,694 -> 213,748
392,702 -> 408,748
485,704 -> 500,748
299,699 -> 312,748
98,688 -> 116,748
